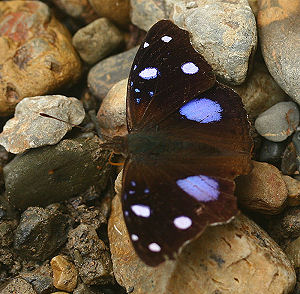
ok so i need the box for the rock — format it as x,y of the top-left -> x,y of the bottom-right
131,0 -> 257,85
89,0 -> 130,27
0,1 -> 82,116
285,237 -> 300,268
281,207 -> 300,239
282,175 -> 300,206
0,219 -> 18,247
51,255 -> 78,292
232,60 -> 288,118
0,277 -> 37,294
88,46 -> 138,100
73,283 -> 93,294
235,161 -> 288,214
257,0 -> 300,102
13,205 -> 72,261
281,141 -> 298,175
67,224 -> 114,285
4,137 -> 111,210
0,95 -> 85,154
255,102 -> 299,142
97,79 -> 127,138
258,139 -> 287,166
73,18 -> 124,65
108,176 -> 296,294
52,0 -> 98,23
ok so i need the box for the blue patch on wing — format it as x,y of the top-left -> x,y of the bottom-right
179,98 -> 222,123
176,175 -> 220,202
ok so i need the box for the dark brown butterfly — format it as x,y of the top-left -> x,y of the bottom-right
102,20 -> 252,266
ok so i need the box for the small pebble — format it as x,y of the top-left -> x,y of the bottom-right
285,237 -> 300,268
255,101 -> 299,142
259,138 -> 287,166
282,175 -> 300,206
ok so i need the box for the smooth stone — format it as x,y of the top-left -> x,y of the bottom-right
51,255 -> 78,292
258,138 -> 286,165
0,1 -> 82,116
235,161 -> 288,214
88,46 -> 138,100
257,0 -> 300,102
233,60 -> 288,118
66,224 -> 114,285
109,173 -> 296,294
13,205 -> 72,261
4,137 -> 111,210
255,102 -> 299,142
89,0 -> 130,27
97,79 -> 127,139
285,237 -> 300,268
0,95 -> 85,154
73,18 -> 124,64
0,277 -> 37,294
51,0 -> 98,23
282,175 -> 300,206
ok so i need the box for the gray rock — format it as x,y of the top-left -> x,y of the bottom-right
4,137 -> 112,210
255,101 -> 299,142
0,95 -> 85,154
88,46 -> 138,100
0,277 -> 37,294
72,18 -> 124,64
257,0 -> 300,103
14,205 -> 72,261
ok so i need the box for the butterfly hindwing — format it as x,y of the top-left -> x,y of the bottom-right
127,20 -> 215,132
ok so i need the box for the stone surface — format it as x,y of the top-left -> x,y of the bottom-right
285,237 -> 300,268
281,207 -> 300,239
235,161 -> 288,214
4,137 -> 111,210
0,95 -> 85,154
13,205 -> 72,261
0,1 -> 82,116
97,79 -> 127,138
282,175 -> 300,206
258,139 -> 286,166
0,277 -> 37,294
67,224 -> 114,285
89,0 -> 130,27
73,18 -> 124,64
257,0 -> 300,102
88,46 -> 138,100
255,102 -> 299,142
109,175 -> 296,294
51,255 -> 78,292
233,60 -> 288,118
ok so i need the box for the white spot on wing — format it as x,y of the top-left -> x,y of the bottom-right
174,216 -> 192,230
131,234 -> 139,241
148,242 -> 161,252
143,42 -> 149,48
181,62 -> 199,74
131,204 -> 151,217
139,67 -> 159,80
161,35 -> 172,42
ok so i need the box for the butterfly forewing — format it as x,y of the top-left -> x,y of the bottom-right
127,20 -> 215,132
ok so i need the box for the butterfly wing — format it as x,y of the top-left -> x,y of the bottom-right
127,20 -> 215,132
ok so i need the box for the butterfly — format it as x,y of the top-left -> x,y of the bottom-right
102,20 -> 253,266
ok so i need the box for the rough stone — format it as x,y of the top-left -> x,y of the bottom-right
257,0 -> 300,102
258,139 -> 287,166
285,237 -> 300,268
4,137 -> 111,210
255,102 -> 299,142
13,205 -> 72,261
97,79 -> 127,139
0,1 -> 82,116
282,175 -> 300,206
235,161 -> 288,214
73,18 -> 124,64
0,277 -> 37,294
88,46 -> 138,100
109,175 -> 296,294
0,95 -> 85,154
51,255 -> 78,292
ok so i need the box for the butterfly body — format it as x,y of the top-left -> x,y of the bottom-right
102,20 -> 253,266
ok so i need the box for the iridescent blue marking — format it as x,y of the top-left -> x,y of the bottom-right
135,98 -> 141,104
176,175 -> 220,202
131,181 -> 136,186
124,211 -> 129,216
179,98 -> 222,123
133,65 -> 137,70
130,81 -> 133,86
135,88 -> 140,93
129,190 -> 135,195
144,188 -> 150,194
139,67 -> 159,80
149,91 -> 154,97
124,193 -> 127,200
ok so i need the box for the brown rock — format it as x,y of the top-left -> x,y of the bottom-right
236,161 -> 288,214
0,277 -> 37,294
97,78 -> 127,138
257,0 -> 300,102
73,17 -> 124,64
89,0 -> 130,27
108,176 -> 296,294
51,255 -> 78,292
282,175 -> 300,206
0,1 -> 82,116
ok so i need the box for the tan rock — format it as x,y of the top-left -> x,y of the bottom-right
51,255 -> 78,292
0,277 -> 37,294
0,1 -> 82,116
282,175 -> 300,206
235,161 -> 288,214
109,175 -> 296,294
